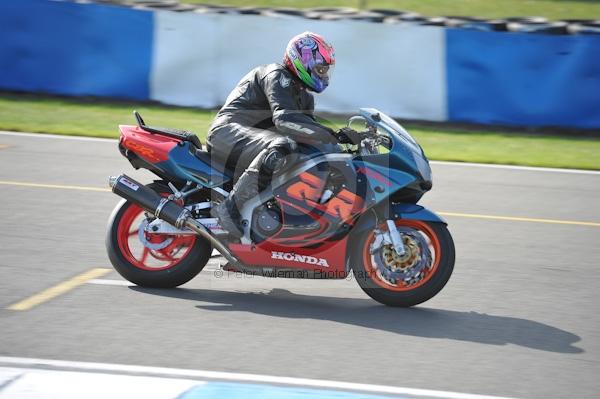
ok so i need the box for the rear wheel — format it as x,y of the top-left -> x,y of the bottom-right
106,182 -> 211,288
351,220 -> 454,307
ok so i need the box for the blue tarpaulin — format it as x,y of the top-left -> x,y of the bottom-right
1,0 -> 599,129
0,0 -> 153,99
446,29 -> 600,129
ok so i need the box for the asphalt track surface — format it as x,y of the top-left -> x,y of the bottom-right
1,132 -> 599,398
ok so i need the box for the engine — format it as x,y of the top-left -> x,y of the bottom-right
252,202 -> 282,242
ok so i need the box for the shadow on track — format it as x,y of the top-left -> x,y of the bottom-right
132,286 -> 583,354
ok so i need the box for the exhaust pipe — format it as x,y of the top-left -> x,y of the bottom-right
109,174 -> 241,267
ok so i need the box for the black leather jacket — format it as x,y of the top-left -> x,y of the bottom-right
208,63 -> 335,144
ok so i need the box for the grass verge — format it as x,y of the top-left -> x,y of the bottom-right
182,0 -> 600,21
1,94 -> 599,170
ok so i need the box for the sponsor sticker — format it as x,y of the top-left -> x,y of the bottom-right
120,177 -> 139,191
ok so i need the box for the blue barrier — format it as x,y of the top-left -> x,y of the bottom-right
0,0 -> 598,129
446,29 -> 600,129
0,0 -> 153,100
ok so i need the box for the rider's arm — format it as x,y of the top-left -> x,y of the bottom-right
304,93 -> 316,120
262,70 -> 335,143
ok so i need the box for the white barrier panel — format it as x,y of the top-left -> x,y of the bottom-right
151,12 -> 447,121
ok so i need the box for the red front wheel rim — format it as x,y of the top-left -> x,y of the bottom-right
116,203 -> 196,271
362,220 -> 441,292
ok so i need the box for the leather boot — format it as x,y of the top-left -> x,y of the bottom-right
211,168 -> 260,239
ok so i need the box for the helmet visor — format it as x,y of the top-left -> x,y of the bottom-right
313,63 -> 334,89
314,63 -> 333,80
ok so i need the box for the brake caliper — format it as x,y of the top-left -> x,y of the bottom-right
138,218 -> 174,250
370,227 -> 432,285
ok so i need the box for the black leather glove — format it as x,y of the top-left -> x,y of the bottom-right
335,127 -> 362,145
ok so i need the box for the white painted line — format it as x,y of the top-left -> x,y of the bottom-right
87,279 -> 135,287
86,272 -> 218,288
430,160 -> 600,175
0,367 -> 203,399
2,130 -> 598,175
0,357 -> 518,399
0,131 -> 117,142
0,368 -> 22,388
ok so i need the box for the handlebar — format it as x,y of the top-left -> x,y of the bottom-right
341,115 -> 390,155
347,115 -> 378,137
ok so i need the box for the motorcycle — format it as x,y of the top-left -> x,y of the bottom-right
106,108 -> 455,307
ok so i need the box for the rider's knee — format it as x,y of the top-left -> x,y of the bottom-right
268,136 -> 297,154
263,137 -> 297,174
263,150 -> 286,174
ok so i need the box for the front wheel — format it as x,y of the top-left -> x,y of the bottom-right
106,182 -> 212,288
350,220 -> 455,307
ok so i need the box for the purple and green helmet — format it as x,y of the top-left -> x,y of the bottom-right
284,32 -> 335,93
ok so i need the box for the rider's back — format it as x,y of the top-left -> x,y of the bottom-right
208,63 -> 315,134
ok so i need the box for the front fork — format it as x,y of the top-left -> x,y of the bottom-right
370,219 -> 406,256
386,219 -> 406,256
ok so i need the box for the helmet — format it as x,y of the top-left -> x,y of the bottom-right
284,32 -> 335,93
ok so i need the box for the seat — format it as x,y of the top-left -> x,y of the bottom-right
194,149 -> 234,178
133,110 -> 203,149
141,125 -> 203,150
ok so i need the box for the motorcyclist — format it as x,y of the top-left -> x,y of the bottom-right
208,31 -> 360,238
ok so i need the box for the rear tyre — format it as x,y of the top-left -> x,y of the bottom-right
106,182 -> 211,288
350,220 -> 454,307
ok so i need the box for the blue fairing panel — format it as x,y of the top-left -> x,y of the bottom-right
153,142 -> 230,187
391,203 -> 447,224
352,203 -> 446,236
353,160 -> 416,203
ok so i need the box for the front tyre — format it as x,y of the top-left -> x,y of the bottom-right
351,220 -> 455,307
106,183 -> 211,288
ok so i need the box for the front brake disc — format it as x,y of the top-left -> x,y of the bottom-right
372,230 -> 431,285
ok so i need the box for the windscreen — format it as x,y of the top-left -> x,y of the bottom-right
378,113 -> 420,152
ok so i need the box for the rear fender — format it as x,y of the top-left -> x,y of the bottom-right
119,125 -> 178,164
119,125 -> 229,187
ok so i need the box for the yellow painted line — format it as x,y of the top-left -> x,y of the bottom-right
7,268 -> 111,311
0,180 -> 109,192
439,212 -> 600,227
0,179 -> 598,228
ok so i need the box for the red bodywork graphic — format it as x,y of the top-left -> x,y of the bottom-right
229,237 -> 349,276
119,125 -> 178,163
275,199 -> 330,244
356,166 -> 392,187
286,172 -> 365,222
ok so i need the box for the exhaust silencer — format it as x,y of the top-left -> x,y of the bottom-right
108,174 -> 241,267
109,174 -> 188,228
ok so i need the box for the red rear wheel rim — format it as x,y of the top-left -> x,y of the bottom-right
117,203 -> 196,271
362,220 -> 441,292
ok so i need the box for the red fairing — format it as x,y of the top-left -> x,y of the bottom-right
267,199 -> 330,246
119,125 -> 178,163
228,237 -> 349,276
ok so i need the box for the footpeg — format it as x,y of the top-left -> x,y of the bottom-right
221,263 -> 242,273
